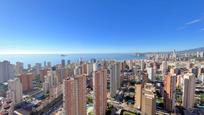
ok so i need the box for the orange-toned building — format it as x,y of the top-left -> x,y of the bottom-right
93,69 -> 107,115
63,74 -> 86,115
163,74 -> 176,112
19,73 -> 34,92
82,64 -> 87,75
141,83 -> 156,115
134,83 -> 143,109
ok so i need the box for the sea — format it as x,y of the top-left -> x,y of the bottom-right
0,54 -> 144,67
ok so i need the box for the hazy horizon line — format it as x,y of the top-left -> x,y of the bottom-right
0,46 -> 203,55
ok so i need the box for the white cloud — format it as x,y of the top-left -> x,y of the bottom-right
186,19 -> 201,25
177,17 -> 204,31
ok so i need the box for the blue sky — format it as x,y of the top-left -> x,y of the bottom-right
0,0 -> 204,54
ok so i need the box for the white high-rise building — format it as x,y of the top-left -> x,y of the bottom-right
0,61 -> 15,82
87,63 -> 93,76
200,52 -> 204,58
140,60 -> 145,71
116,62 -> 121,89
93,63 -> 97,72
43,68 -> 59,94
74,66 -> 82,76
48,71 -> 57,88
161,61 -> 168,76
197,52 -> 200,58
147,67 -> 154,81
15,62 -> 24,75
197,52 -> 204,58
182,73 -> 195,109
7,78 -> 23,104
173,49 -> 177,59
109,62 -> 121,97
201,74 -> 204,84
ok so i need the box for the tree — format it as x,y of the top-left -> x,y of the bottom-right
200,94 -> 204,105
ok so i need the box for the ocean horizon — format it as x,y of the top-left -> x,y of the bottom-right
0,54 -> 144,67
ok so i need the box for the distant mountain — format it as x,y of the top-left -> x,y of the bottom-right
179,47 -> 204,53
135,47 -> 204,55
